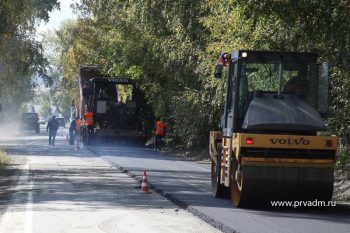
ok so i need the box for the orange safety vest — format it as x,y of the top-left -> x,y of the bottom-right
84,112 -> 94,126
76,119 -> 81,132
155,121 -> 166,136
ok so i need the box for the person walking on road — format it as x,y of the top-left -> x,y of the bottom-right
76,117 -> 81,143
69,117 -> 77,145
154,117 -> 166,151
47,115 -> 59,145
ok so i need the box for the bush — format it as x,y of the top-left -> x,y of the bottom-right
0,149 -> 11,170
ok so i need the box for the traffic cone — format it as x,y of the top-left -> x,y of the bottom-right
75,141 -> 80,150
139,170 -> 151,194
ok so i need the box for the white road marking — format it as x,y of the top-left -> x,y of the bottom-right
0,164 -> 31,233
24,180 -> 33,233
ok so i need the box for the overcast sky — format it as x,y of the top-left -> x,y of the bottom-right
36,0 -> 77,34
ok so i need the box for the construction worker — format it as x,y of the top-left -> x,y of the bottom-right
69,117 -> 77,145
284,76 -> 300,92
47,115 -> 59,146
84,111 -> 94,134
154,117 -> 166,151
284,75 -> 308,99
76,117 -> 81,143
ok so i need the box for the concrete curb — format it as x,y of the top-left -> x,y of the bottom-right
337,201 -> 350,207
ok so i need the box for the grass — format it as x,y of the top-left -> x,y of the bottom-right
0,148 -> 10,170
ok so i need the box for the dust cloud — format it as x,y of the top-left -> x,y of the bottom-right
0,123 -> 19,138
0,103 -> 22,138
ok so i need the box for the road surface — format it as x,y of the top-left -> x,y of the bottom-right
0,127 -> 349,233
0,128 -> 221,233
90,143 -> 350,233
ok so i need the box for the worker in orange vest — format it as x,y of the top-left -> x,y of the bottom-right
154,117 -> 166,151
84,111 -> 94,134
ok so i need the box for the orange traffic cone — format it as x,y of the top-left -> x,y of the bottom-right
139,170 -> 151,194
75,141 -> 80,150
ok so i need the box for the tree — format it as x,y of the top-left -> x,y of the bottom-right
203,0 -> 350,161
0,0 -> 60,118
54,0 -> 350,155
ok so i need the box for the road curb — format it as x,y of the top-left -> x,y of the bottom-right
87,147 -> 238,233
337,201 -> 350,207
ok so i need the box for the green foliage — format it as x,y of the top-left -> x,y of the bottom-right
62,0 -> 212,148
204,0 -> 350,151
49,0 -> 350,153
336,144 -> 350,167
0,149 -> 10,170
39,104 -> 52,119
40,20 -> 82,118
0,0 -> 59,115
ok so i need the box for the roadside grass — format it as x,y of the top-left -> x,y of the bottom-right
0,148 -> 11,170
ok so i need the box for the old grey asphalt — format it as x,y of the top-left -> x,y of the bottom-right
0,131 -> 221,233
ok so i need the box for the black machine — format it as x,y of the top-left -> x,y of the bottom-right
79,66 -> 145,144
20,112 -> 40,134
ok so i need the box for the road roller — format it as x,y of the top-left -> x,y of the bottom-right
209,50 -> 338,207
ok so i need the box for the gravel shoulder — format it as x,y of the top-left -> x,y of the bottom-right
334,168 -> 350,201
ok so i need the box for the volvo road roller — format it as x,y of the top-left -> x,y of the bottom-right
209,50 -> 338,207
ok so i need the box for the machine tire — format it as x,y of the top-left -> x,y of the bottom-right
229,158 -> 245,207
211,154 -> 229,198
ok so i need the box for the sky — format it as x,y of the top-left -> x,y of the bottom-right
36,0 -> 77,34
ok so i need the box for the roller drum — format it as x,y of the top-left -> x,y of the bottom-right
232,165 -> 334,207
